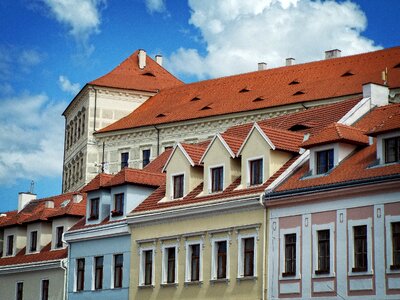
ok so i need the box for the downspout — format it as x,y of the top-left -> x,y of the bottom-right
154,125 -> 160,156
61,117 -> 67,193
259,193 -> 267,300
93,87 -> 98,132
60,258 -> 67,300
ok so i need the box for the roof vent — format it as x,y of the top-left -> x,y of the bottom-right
394,63 -> 400,69
253,96 -> 265,102
325,49 -> 341,59
289,124 -> 310,131
155,55 -> 163,66
239,88 -> 250,93
341,71 -> 354,77
200,106 -> 211,111
289,79 -> 300,85
143,72 -> 155,77
286,58 -> 295,66
258,62 -> 267,71
191,96 -> 201,101
138,49 -> 146,69
293,90 -> 305,96
156,113 -> 166,118
45,200 -> 54,209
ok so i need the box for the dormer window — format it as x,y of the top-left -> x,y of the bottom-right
89,198 -> 100,220
249,159 -> 263,186
56,226 -> 64,248
173,174 -> 184,199
316,149 -> 334,174
112,193 -> 124,217
6,235 -> 14,256
384,136 -> 400,163
211,166 -> 223,193
30,231 -> 38,252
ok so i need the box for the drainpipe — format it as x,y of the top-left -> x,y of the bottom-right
154,126 -> 160,156
61,117 -> 67,193
259,193 -> 267,300
93,87 -> 98,132
60,258 -> 68,300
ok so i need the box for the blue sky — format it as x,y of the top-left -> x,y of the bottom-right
0,0 -> 399,212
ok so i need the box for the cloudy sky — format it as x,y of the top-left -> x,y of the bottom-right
0,0 -> 399,211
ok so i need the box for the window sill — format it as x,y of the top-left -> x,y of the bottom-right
111,211 -> 124,217
237,276 -> 257,281
160,283 -> 178,288
87,216 -> 99,221
348,269 -> 373,277
184,281 -> 203,286
390,265 -> 400,271
210,278 -> 229,284
279,273 -> 301,281
312,271 -> 335,279
138,284 -> 154,289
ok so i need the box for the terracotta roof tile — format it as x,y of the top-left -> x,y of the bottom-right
143,149 -> 172,173
220,133 -> 245,155
181,142 -> 210,165
367,107 -> 400,135
80,173 -> 113,193
98,47 -> 400,133
103,168 -> 165,188
258,125 -> 304,152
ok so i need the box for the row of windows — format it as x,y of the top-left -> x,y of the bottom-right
64,157 -> 84,191
15,279 -> 49,300
138,235 -> 256,286
75,254 -> 123,292
89,193 -> 124,220
120,149 -> 151,170
66,110 -> 86,150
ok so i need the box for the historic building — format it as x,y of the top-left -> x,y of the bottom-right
0,192 -> 85,300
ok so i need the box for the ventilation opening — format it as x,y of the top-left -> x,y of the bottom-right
191,96 -> 201,101
289,124 -> 311,131
239,88 -> 250,93
156,113 -> 166,118
293,90 -> 305,96
200,106 -> 211,111
394,63 -> 400,69
253,97 -> 265,102
341,71 -> 354,77
142,72 -> 155,77
289,80 -> 300,85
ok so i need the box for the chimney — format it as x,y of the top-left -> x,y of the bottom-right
325,49 -> 341,59
138,49 -> 146,69
286,58 -> 295,66
72,194 -> 83,203
155,55 -> 163,66
45,200 -> 54,209
362,83 -> 389,107
258,62 -> 267,71
18,192 -> 36,212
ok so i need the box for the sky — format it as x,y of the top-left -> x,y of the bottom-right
0,0 -> 399,212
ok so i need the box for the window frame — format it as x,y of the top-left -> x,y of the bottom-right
16,281 -> 23,300
29,230 -> 38,253
88,198 -> 100,220
384,136 -> 400,164
279,227 -> 301,280
55,226 -> 64,249
112,193 -> 124,217
211,237 -> 230,280
185,239 -> 203,283
120,152 -> 129,169
210,165 -> 224,193
171,173 -> 184,199
237,233 -> 258,278
348,218 -> 373,276
161,244 -> 178,284
6,234 -> 14,256
312,222 -> 335,278
139,246 -> 155,286
248,157 -> 264,186
93,256 -> 104,290
113,254 -> 124,288
75,258 -> 85,292
142,149 -> 151,168
41,279 -> 49,300
316,148 -> 334,174
385,215 -> 400,273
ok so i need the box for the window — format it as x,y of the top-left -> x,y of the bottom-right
142,149 -> 150,168
385,136 -> 400,163
188,243 -> 201,282
316,230 -> 330,274
94,256 -> 103,290
392,222 -> 400,269
173,174 -> 184,199
112,193 -> 124,217
211,239 -> 229,280
76,258 -> 85,291
316,149 -> 334,174
41,279 -> 49,300
211,166 -> 223,192
89,198 -> 99,220
30,231 -> 38,252
56,226 -> 64,248
144,250 -> 153,285
121,152 -> 129,169
249,159 -> 263,186
6,235 -> 14,256
162,247 -> 177,284
353,225 -> 367,272
243,238 -> 255,276
114,254 -> 123,288
283,234 -> 296,276
16,282 -> 23,300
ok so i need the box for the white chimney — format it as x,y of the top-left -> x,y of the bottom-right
258,62 -> 267,71
155,55 -> 163,66
325,49 -> 341,59
138,49 -> 146,69
18,192 -> 36,212
286,58 -> 295,66
45,200 -> 54,209
362,83 -> 389,107
73,194 -> 83,203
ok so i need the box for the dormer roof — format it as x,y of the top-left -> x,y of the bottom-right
199,134 -> 238,163
367,108 -> 400,136
103,168 -> 165,188
80,173 -> 113,193
162,142 -> 209,172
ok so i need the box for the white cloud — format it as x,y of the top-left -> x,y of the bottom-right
58,75 -> 80,95
0,46 -> 44,79
0,93 -> 66,184
168,0 -> 381,79
145,0 -> 166,13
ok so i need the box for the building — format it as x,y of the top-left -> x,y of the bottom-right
265,87 -> 400,299
0,192 -> 85,300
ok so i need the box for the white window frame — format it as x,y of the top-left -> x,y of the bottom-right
309,144 -> 338,176
208,163 -> 225,194
210,236 -> 230,280
246,156 -> 264,187
15,281 -> 23,300
161,243 -> 179,284
376,131 -> 400,164
5,234 -> 15,257
279,227 -> 301,280
348,218 -> 373,276
237,233 -> 258,278
74,258 -> 85,292
28,230 -> 39,254
312,222 -> 335,278
111,192 -> 125,219
55,226 -> 64,249
111,253 -> 124,289
385,215 -> 400,273
170,172 -> 185,199
40,278 -> 49,300
185,239 -> 203,283
139,246 -> 155,286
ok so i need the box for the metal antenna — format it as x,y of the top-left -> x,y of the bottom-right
29,180 -> 35,194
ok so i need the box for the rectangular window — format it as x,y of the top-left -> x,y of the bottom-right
211,167 -> 223,192
173,174 -> 184,199
41,279 -> 49,300
385,136 -> 400,163
216,241 -> 227,279
316,230 -> 330,274
284,234 -> 296,276
250,159 -> 263,186
391,222 -> 400,269
6,235 -> 14,256
166,247 -> 176,283
56,226 -> 64,248
94,256 -> 103,290
144,250 -> 153,286
190,244 -> 200,282
142,149 -> 151,168
243,238 -> 255,276
76,258 -> 85,291
30,231 -> 38,252
353,225 -> 367,272
112,193 -> 124,216
316,149 -> 334,174
114,254 -> 123,288
89,198 -> 99,220
121,152 -> 129,169
16,282 -> 23,300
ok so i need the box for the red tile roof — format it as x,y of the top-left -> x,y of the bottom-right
367,108 -> 400,135
220,133 -> 245,155
80,173 -> 113,193
302,123 -> 369,148
103,168 -> 165,188
143,149 -> 172,173
98,47 -> 400,133
181,142 -> 210,165
258,125 -> 304,152
89,50 -> 183,92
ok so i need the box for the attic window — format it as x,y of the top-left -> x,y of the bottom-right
191,96 -> 201,101
341,71 -> 354,77
289,124 -> 310,131
394,63 -> 400,69
156,113 -> 166,118
253,96 -> 265,102
293,90 -> 305,96
239,88 -> 250,93
289,80 -> 300,85
142,72 -> 155,77
200,105 -> 212,111
60,200 -> 70,207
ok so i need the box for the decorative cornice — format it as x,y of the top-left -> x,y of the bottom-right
0,259 -> 62,275
64,221 -> 129,243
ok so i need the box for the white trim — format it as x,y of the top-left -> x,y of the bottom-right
309,144 -> 337,176
40,278 -> 49,300
162,143 -> 195,173
348,218 -> 373,276
386,215 -> 400,273
237,123 -> 275,156
139,246 -> 155,286
4,234 -> 15,257
312,222 -> 336,278
111,253 -> 124,289
208,163 -> 225,193
0,259 -> 61,275
246,156 -> 264,187
27,230 -> 39,254
161,243 -> 179,284
199,134 -> 235,164
279,227 -> 301,280
237,233 -> 258,278
110,192 -> 126,220
185,239 -> 204,282
210,236 -> 230,280
377,131 -> 400,165
74,257 -> 85,292
170,172 -> 185,199
64,221 -> 129,242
